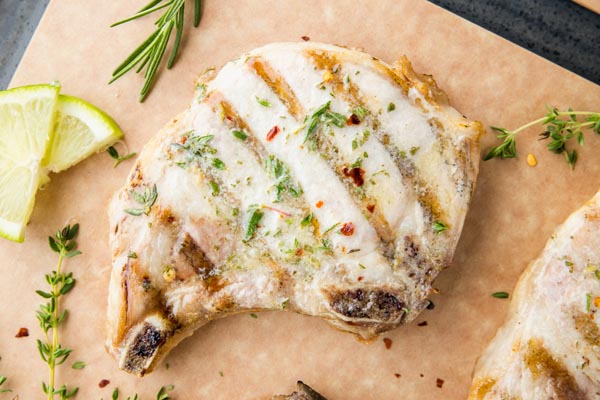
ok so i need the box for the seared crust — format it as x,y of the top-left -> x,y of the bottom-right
107,42 -> 482,375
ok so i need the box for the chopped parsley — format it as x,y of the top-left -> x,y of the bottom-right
352,106 -> 369,121
256,96 -> 271,107
433,221 -> 448,233
492,292 -> 509,299
208,181 -> 220,196
301,213 -> 314,227
352,130 -> 371,150
265,155 -> 302,202
231,129 -> 248,141
387,102 -> 396,112
304,101 -> 346,144
244,207 -> 264,241
212,158 -> 226,170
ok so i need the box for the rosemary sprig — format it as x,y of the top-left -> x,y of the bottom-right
484,108 -> 600,169
107,145 -> 137,168
0,375 -> 11,393
125,184 -> 158,216
37,224 -> 81,400
110,0 -> 203,102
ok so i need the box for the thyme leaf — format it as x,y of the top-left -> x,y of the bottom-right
125,184 -> 158,216
244,207 -> 264,242
107,145 -> 136,168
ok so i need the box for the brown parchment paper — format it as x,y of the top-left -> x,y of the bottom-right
2,1 -> 600,398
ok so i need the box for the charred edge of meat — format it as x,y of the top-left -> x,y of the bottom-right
177,233 -> 216,279
329,289 -> 405,322
574,312 -> 600,347
122,322 -> 168,375
273,381 -> 328,400
523,338 -> 587,400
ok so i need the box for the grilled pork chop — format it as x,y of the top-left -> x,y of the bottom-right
469,191 -> 600,399
107,42 -> 483,375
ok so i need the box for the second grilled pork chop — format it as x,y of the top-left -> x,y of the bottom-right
107,42 -> 483,375
469,191 -> 600,399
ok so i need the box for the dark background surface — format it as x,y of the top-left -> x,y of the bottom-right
1,0 -> 599,89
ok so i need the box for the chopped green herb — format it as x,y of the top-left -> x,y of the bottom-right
156,385 -> 175,400
125,184 -> 158,216
244,208 -> 264,241
71,361 -> 86,370
350,157 -> 363,169
128,251 -> 137,259
231,129 -> 248,141
586,293 -> 592,313
218,371 -> 224,377
387,102 -> 396,112
208,181 -> 220,196
266,155 -> 302,202
0,375 -> 11,393
232,207 -> 239,217
212,158 -> 226,170
410,146 -> 420,156
301,213 -> 314,227
281,298 -> 290,309
358,263 -> 366,269
352,106 -> 369,121
433,221 -> 448,233
318,238 -> 332,251
304,101 -> 346,144
256,96 -> 271,107
322,222 -> 340,235
171,132 -> 216,167
492,292 -> 509,299
249,313 -> 258,319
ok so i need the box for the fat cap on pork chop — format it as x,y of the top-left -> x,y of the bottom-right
107,42 -> 483,375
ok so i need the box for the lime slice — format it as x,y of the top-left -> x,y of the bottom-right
44,94 -> 123,173
0,84 -> 60,242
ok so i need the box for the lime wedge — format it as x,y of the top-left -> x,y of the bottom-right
0,84 -> 60,242
44,94 -> 124,173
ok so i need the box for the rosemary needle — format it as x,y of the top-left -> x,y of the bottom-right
110,0 -> 203,102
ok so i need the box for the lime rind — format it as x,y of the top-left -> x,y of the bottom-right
0,84 -> 59,242
44,94 -> 124,172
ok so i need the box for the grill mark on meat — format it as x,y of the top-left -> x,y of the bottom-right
574,312 -> 600,347
305,50 -> 445,229
122,322 -> 168,375
329,289 -> 406,322
247,57 -> 304,119
523,338 -> 587,400
312,130 -> 396,257
468,377 -> 498,400
176,233 -> 216,279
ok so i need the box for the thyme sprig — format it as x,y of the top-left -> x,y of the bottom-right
37,224 -> 81,400
484,108 -> 600,169
125,184 -> 158,216
110,0 -> 203,102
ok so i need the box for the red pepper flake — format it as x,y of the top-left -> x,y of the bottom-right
15,327 -> 29,338
420,373 -> 424,378
383,337 -> 392,350
357,276 -> 364,281
436,378 -> 445,388
417,321 -> 428,327
295,248 -> 304,257
266,125 -> 280,141
180,136 -> 188,144
340,222 -> 355,236
98,379 -> 110,388
316,200 -> 324,208
366,204 -> 375,213
347,114 -> 361,125
342,167 -> 365,186
394,373 -> 401,378
301,35 -> 310,41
